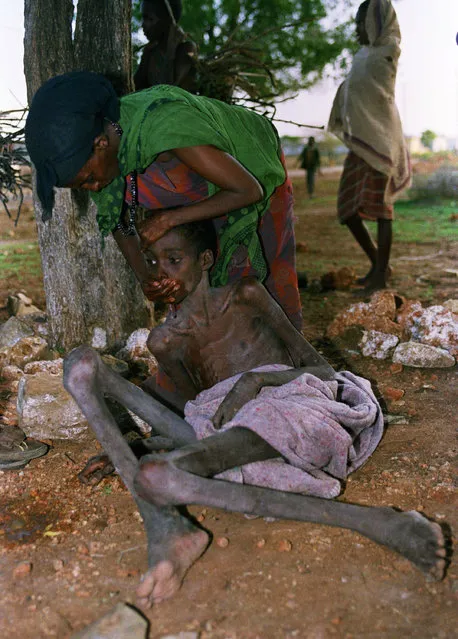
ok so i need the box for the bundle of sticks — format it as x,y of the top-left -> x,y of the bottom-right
0,109 -> 31,224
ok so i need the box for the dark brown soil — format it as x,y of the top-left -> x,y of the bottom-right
0,173 -> 456,639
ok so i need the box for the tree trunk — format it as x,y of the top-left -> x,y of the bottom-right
74,0 -> 133,96
23,0 -> 151,352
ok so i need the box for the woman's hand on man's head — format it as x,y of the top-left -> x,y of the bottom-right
137,210 -> 173,250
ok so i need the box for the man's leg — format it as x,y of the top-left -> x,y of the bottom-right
373,218 -> 392,288
307,169 -> 315,197
345,214 -> 377,265
63,346 -> 208,606
135,428 -> 448,584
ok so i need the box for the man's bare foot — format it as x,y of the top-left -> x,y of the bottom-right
136,528 -> 210,607
356,265 -> 392,287
386,511 -> 448,580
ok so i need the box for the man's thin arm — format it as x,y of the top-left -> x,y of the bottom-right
237,279 -> 335,379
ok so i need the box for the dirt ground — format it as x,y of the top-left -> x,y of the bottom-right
0,171 -> 457,639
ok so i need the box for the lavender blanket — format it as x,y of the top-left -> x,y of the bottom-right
184,366 -> 384,498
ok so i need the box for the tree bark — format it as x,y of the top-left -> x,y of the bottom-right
23,0 -> 151,352
74,0 -> 133,96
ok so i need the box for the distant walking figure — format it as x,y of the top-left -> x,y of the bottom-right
328,0 -> 411,292
298,137 -> 321,198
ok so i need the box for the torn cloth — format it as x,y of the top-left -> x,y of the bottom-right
184,366 -> 384,499
328,0 -> 411,204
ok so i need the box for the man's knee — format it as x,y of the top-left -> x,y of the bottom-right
63,345 -> 100,395
135,457 -> 183,506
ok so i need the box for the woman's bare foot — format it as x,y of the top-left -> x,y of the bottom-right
384,511 -> 448,580
136,528 -> 210,608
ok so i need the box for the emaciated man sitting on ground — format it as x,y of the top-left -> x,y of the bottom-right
64,221 -> 447,608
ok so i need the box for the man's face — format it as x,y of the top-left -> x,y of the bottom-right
66,133 -> 120,192
355,8 -> 369,45
143,230 -> 208,304
142,2 -> 170,42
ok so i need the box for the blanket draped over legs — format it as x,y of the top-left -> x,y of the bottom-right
64,347 -> 447,607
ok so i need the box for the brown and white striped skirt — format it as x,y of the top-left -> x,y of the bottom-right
337,151 -> 394,223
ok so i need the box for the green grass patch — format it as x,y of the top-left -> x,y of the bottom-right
0,242 -> 42,280
392,199 -> 458,243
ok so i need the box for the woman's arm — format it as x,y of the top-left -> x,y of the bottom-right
137,145 -> 265,247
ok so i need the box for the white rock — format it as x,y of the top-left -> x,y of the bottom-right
91,327 -> 107,351
115,328 -> 158,376
117,328 -> 151,360
359,330 -> 399,359
400,304 -> 458,356
71,603 -> 148,639
0,336 -> 48,369
24,359 -> 63,375
0,317 -> 34,348
17,370 -> 88,440
7,292 -> 42,317
0,365 -> 24,381
392,342 -> 455,368
443,299 -> 458,314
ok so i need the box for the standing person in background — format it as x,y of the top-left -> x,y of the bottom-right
328,0 -> 411,293
298,137 -> 321,198
134,0 -> 197,93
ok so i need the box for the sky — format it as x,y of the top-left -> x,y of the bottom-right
1,1 -> 457,139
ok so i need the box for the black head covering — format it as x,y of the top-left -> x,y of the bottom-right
25,71 -> 120,220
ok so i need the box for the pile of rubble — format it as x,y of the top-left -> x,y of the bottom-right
0,293 -> 157,442
327,290 -> 457,368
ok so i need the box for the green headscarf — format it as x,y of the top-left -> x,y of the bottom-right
91,85 -> 285,286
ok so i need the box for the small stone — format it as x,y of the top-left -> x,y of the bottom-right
53,559 -> 64,571
0,365 -> 24,380
24,359 -> 63,375
216,536 -> 229,548
443,299 -> 458,314
7,293 -> 42,317
13,561 -> 32,578
384,414 -> 409,425
359,330 -> 399,360
278,539 -> 292,552
0,335 -> 48,369
91,327 -> 107,351
389,362 -> 403,374
327,291 -> 402,338
256,538 -> 266,548
393,559 -> 413,573
384,387 -> 405,401
77,544 -> 89,555
393,342 -> 455,368
0,317 -> 34,348
159,633 -> 199,639
117,568 -> 140,578
321,267 -> 355,291
89,541 -> 102,555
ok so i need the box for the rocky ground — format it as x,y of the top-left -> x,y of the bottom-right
0,171 -> 457,638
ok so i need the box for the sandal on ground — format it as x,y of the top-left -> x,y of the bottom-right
0,425 -> 49,470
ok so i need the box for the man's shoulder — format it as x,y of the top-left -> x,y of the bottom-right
231,277 -> 269,305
